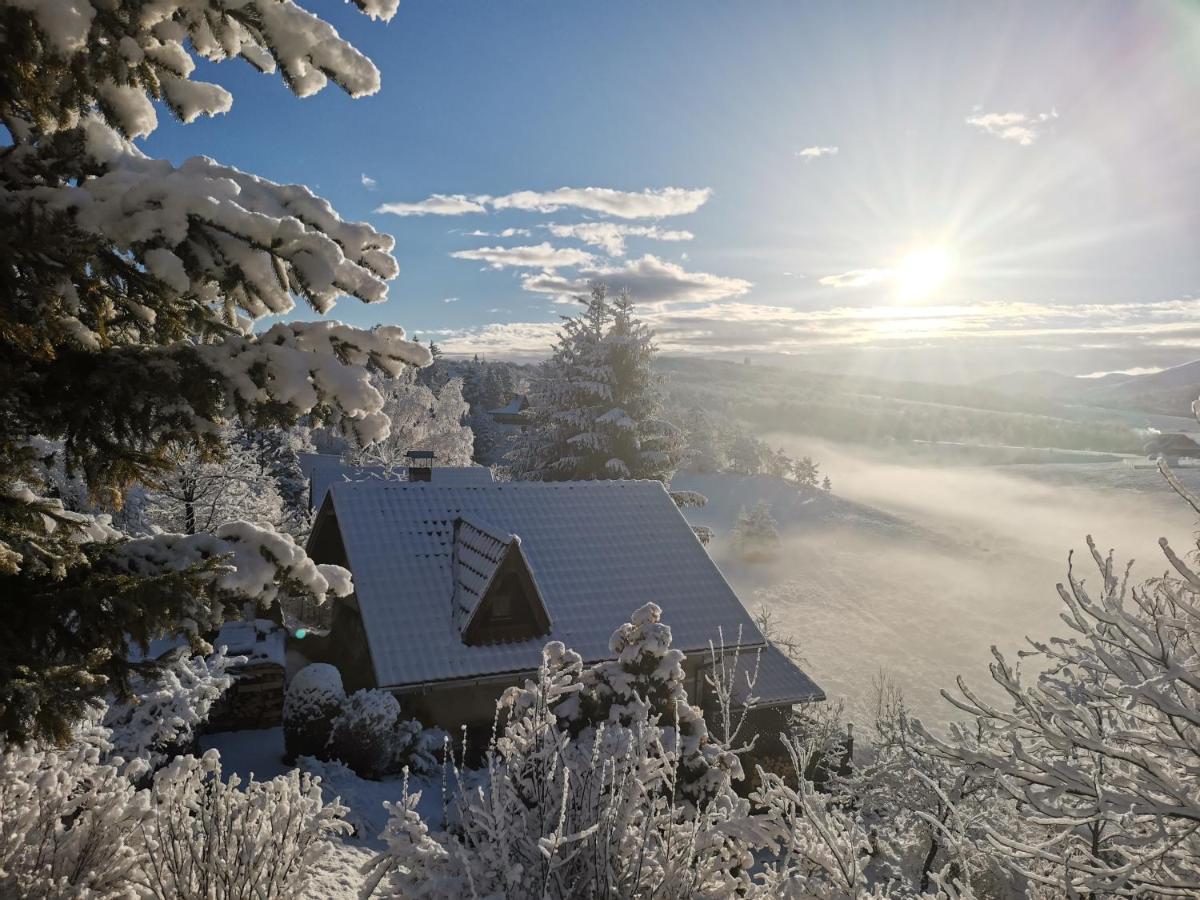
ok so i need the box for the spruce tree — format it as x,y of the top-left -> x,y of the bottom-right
511,283 -> 684,482
0,0 -> 427,742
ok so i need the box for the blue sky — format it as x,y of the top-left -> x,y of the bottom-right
144,1 -> 1200,381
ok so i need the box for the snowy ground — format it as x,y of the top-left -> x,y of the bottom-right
200,727 -> 446,897
675,452 -> 1200,727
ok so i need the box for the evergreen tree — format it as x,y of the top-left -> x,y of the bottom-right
0,0 -> 427,742
792,455 -> 821,488
731,500 -> 781,561
510,284 -> 684,482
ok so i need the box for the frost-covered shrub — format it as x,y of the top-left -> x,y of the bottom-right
284,663 -> 345,763
325,688 -> 442,780
136,749 -> 349,900
0,729 -> 149,899
327,688 -> 403,780
104,647 -> 235,780
576,602 -> 742,809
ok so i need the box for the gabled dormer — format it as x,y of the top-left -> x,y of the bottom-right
452,516 -> 551,646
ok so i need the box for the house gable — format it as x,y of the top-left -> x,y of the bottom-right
452,517 -> 551,646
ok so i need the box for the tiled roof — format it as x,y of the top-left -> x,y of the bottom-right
318,480 -> 768,687
750,644 -> 826,705
300,454 -> 494,510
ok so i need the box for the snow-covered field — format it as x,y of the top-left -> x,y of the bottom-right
675,450 -> 1200,727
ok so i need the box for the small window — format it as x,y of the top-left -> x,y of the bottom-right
491,588 -> 514,621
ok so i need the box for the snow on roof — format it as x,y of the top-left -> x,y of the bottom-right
318,480 -> 767,687
486,394 -> 528,416
213,619 -> 286,667
304,456 -> 494,510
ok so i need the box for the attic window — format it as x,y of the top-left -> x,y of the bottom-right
452,517 -> 552,647
489,576 -> 517,621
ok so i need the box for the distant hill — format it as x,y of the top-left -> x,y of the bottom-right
976,360 -> 1200,417
657,357 -> 1147,456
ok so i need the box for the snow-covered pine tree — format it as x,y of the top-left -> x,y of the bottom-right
0,0 -> 428,743
511,284 -> 684,482
731,500 -> 781,561
349,372 -> 475,469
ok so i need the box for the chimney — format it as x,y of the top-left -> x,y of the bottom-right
405,449 -> 435,482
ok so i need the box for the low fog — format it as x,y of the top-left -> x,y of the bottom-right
702,438 -> 1200,728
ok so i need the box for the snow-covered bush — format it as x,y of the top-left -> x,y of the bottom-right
0,726 -> 149,899
327,689 -> 403,780
325,688 -> 442,781
284,663 -> 346,763
104,647 -> 235,780
916,528 -> 1200,896
136,749 -> 349,899
731,500 -> 781,561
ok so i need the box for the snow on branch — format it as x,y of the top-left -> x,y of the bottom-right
110,520 -> 352,633
197,321 -> 431,446
53,120 -> 400,315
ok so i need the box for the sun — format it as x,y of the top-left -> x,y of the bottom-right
894,246 -> 952,301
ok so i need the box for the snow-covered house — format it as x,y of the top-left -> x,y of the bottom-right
485,393 -> 529,428
298,478 -> 823,744
298,452 -> 494,511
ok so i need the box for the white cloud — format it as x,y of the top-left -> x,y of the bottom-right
521,254 -> 752,306
418,297 -> 1200,370
442,297 -> 458,303
500,227 -> 532,237
361,173 -> 377,190
796,146 -> 838,160
965,109 -> 1058,146
376,193 -> 489,216
545,222 -> 695,256
450,242 -> 596,270
377,186 -> 710,220
491,186 -> 710,219
818,269 -> 890,288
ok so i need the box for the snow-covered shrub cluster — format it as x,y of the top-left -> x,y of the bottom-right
285,664 -> 440,780
913,523 -> 1200,897
0,726 -> 148,898
139,750 -> 349,900
363,628 -> 753,898
327,690 -> 410,781
360,604 -> 995,900
0,719 -> 348,899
